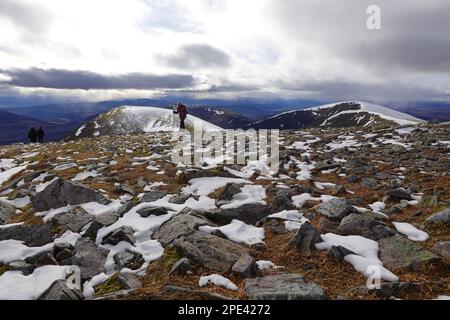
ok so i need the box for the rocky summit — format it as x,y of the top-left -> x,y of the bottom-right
0,122 -> 449,300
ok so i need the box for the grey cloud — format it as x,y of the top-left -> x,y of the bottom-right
0,68 -> 195,90
275,78 -> 446,102
269,0 -> 450,73
0,0 -> 53,35
159,44 -> 231,69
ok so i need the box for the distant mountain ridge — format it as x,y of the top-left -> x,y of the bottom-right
251,101 -> 424,130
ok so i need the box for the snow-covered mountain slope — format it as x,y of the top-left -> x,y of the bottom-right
67,106 -> 222,139
251,101 -> 425,130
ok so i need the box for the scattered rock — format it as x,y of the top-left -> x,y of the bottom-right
8,260 -> 35,275
271,192 -> 294,212
38,280 -> 84,300
140,191 -> 167,203
52,207 -> 94,232
267,219 -> 288,235
378,235 -> 440,271
231,254 -> 257,278
314,198 -> 357,220
73,238 -> 109,280
169,194 -> 191,204
0,200 -> 16,225
244,274 -> 327,300
288,222 -> 322,253
426,208 -> 450,225
116,201 -> 135,216
102,226 -> 135,245
169,258 -> 195,276
328,245 -> 354,262
388,187 -> 412,200
337,213 -> 386,238
0,223 -> 54,246
432,241 -> 450,260
113,250 -> 144,270
218,183 -> 241,201
154,212 -> 249,272
161,285 -> 233,300
26,251 -> 58,267
361,178 -> 378,189
205,204 -> 271,225
137,207 -> 168,218
33,178 -> 110,212
114,183 -> 136,196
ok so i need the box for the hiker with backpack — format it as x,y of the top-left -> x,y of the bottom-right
173,102 -> 188,129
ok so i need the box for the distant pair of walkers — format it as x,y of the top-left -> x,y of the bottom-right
28,127 -> 45,143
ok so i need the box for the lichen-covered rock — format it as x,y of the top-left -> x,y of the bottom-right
378,235 -> 440,271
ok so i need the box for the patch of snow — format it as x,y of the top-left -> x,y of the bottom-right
199,219 -> 264,245
182,177 -> 248,196
0,239 -> 54,264
220,185 -> 266,209
1,196 -> 31,208
35,177 -> 58,193
71,171 -> 99,181
53,163 -> 77,171
316,233 -> 398,282
0,266 -> 70,300
199,274 -> 238,291
0,165 -> 27,186
256,260 -> 275,270
75,124 -> 87,137
392,222 -> 429,242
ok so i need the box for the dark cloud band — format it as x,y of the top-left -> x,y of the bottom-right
0,68 -> 195,90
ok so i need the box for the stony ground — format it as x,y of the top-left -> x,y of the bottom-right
0,123 -> 449,300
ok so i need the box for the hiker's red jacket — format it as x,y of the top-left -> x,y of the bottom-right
176,104 -> 188,118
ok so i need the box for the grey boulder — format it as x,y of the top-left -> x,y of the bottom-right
314,198 -> 357,220
288,222 -> 322,253
52,207 -> 94,232
426,208 -> 450,225
244,274 -> 327,300
0,223 -> 54,246
38,280 -> 84,300
378,235 -> 440,271
33,178 -> 110,212
0,200 -> 16,225
153,212 -> 249,272
73,238 -> 109,280
204,203 -> 271,225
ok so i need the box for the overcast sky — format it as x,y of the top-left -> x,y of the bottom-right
0,0 -> 449,105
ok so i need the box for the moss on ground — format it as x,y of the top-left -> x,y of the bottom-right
94,273 -> 123,297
